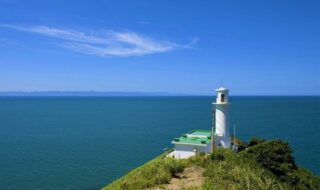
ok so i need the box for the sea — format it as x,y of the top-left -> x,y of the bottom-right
0,96 -> 319,190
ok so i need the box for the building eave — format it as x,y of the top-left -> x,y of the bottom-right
171,141 -> 209,147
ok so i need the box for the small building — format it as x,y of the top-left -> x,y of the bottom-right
168,129 -> 212,159
168,87 -> 231,159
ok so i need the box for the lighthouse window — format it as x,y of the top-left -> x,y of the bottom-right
221,94 -> 225,102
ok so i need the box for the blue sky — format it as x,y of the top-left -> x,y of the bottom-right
0,0 -> 319,95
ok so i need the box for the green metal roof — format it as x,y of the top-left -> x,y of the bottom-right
189,130 -> 211,137
172,129 -> 212,146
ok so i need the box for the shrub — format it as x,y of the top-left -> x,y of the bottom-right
204,148 -> 287,190
211,151 -> 225,161
291,167 -> 320,189
166,158 -> 185,177
199,152 -> 206,157
245,140 -> 297,181
247,137 -> 266,147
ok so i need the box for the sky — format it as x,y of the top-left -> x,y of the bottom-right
0,0 -> 319,95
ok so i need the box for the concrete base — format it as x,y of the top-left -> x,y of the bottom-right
167,150 -> 196,159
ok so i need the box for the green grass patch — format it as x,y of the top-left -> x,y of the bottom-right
102,154 -> 188,190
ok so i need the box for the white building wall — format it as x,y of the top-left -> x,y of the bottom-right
175,143 -> 211,153
168,143 -> 212,159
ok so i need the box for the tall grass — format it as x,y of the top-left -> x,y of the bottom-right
202,149 -> 288,190
102,154 -> 187,190
102,143 -> 319,190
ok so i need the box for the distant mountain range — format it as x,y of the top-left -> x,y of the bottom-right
0,91 -> 192,96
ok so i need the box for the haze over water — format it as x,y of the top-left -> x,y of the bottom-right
0,96 -> 319,190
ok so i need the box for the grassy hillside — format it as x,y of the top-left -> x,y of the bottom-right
102,139 -> 320,190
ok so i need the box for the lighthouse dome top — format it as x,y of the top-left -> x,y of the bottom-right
216,87 -> 228,92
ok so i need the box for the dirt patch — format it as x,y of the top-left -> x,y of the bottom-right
145,166 -> 204,190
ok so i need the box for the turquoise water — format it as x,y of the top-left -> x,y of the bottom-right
0,96 -> 319,190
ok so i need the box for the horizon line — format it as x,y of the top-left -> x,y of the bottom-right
0,91 -> 318,97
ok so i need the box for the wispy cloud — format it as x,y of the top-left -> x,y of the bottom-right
0,38 -> 19,47
0,24 -> 197,57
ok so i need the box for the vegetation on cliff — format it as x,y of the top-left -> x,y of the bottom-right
102,139 -> 320,190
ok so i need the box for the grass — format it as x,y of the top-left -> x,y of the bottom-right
102,152 -> 188,190
202,149 -> 288,190
102,140 -> 320,190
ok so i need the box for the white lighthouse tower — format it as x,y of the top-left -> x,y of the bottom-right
213,87 -> 231,148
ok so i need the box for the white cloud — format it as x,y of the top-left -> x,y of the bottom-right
0,24 -> 197,57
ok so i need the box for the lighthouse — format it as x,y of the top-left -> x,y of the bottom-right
168,87 -> 232,159
213,87 -> 231,148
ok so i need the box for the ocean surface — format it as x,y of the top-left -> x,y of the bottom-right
0,96 -> 319,190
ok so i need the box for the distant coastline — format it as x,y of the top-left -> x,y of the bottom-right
0,91 -> 191,97
0,91 -> 318,97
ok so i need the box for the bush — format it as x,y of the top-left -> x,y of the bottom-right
204,148 -> 287,190
167,159 -> 185,177
199,152 -> 206,157
245,140 -> 297,181
211,151 -> 225,161
291,167 -> 320,189
247,137 -> 266,147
